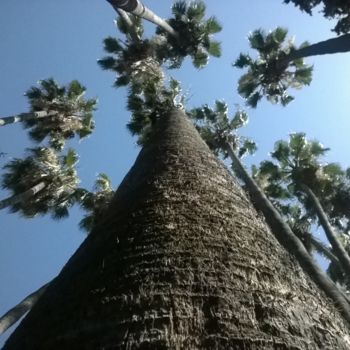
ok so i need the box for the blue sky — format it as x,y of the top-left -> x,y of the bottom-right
1,0 -> 350,345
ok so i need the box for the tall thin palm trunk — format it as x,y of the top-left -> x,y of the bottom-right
286,33 -> 350,61
225,142 -> 350,320
302,184 -> 350,276
0,182 -> 46,210
4,110 -> 350,349
0,282 -> 50,335
309,234 -> 341,267
0,111 -> 58,127
106,0 -> 179,38
116,8 -> 140,43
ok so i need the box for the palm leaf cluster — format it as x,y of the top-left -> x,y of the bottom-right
2,147 -> 79,218
234,27 -> 313,107
24,79 -> 97,150
156,1 -> 222,68
98,19 -> 164,91
77,173 -> 114,233
188,101 -> 256,158
127,78 -> 185,145
284,0 -> 350,35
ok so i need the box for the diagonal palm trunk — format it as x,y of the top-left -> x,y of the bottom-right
225,142 -> 350,319
106,0 -> 179,38
0,182 -> 46,211
4,110 -> 350,349
0,281 -> 51,335
0,111 -> 58,127
301,184 -> 350,276
285,33 -> 350,62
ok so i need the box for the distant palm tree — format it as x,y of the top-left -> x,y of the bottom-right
188,100 -> 256,158
255,133 -> 350,278
78,173 -> 114,233
0,79 -> 97,150
0,147 -> 79,218
235,27 -> 350,107
234,27 -> 312,107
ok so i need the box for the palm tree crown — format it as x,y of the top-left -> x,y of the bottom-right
283,0 -> 350,34
156,1 -> 222,68
234,27 -> 313,107
188,101 -> 257,158
1,147 -> 79,218
78,173 -> 114,233
24,79 -> 97,150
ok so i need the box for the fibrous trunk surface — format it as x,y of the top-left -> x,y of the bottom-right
4,110 -> 350,349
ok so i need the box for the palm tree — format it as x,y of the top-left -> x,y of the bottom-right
106,0 -> 222,69
4,110 -> 350,349
235,27 -> 350,107
98,32 -> 165,91
234,27 -> 313,107
256,133 -> 350,281
188,101 -> 257,158
106,0 -> 178,37
1,79 -> 97,150
283,0 -> 350,34
78,173 -> 114,233
0,147 -> 79,218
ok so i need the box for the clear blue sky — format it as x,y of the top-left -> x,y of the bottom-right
1,0 -> 350,345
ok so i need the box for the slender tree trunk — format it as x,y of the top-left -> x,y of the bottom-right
302,184 -> 350,275
116,8 -> 141,43
309,234 -> 341,267
286,33 -> 350,61
4,111 -> 350,349
0,182 -> 46,210
225,142 -> 350,322
0,282 -> 50,335
106,0 -> 179,38
0,111 -> 58,127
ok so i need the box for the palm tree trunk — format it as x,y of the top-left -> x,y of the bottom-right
309,234 -> 341,267
4,110 -> 350,349
0,111 -> 58,127
302,184 -> 350,275
0,282 -> 50,335
116,8 -> 141,43
106,0 -> 179,38
286,33 -> 350,61
0,182 -> 46,210
225,142 -> 350,321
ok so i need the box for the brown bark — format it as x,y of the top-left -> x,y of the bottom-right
4,110 -> 350,349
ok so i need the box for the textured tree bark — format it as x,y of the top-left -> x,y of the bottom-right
285,33 -> 350,61
4,110 -> 350,349
107,0 -> 179,38
302,184 -> 350,276
0,111 -> 58,127
0,282 -> 50,335
0,182 -> 46,210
